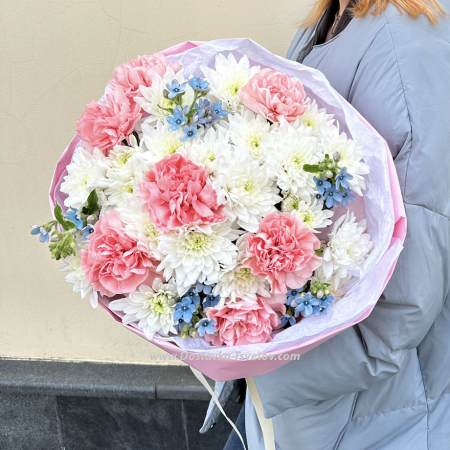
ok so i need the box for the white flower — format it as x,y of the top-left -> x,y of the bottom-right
227,110 -> 271,162
105,135 -> 145,169
297,100 -> 335,136
109,278 -> 178,340
178,125 -> 230,175
157,222 -> 241,295
282,194 -> 334,233
141,120 -> 186,166
60,147 -> 106,210
60,254 -> 98,308
213,234 -> 270,304
201,53 -> 260,111
262,120 -> 322,200
321,127 -> 370,196
321,212 -> 373,289
213,147 -> 281,232
99,153 -> 150,207
134,67 -> 193,125
116,196 -> 160,258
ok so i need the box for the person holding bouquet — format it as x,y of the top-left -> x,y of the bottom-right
224,0 -> 450,448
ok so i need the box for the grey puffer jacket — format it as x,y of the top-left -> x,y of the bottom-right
245,3 -> 450,449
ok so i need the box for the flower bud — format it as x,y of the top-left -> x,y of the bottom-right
326,170 -> 333,179
333,152 -> 341,161
87,215 -> 97,224
324,289 -> 330,295
189,329 -> 200,339
50,236 -> 60,243
316,290 -> 324,299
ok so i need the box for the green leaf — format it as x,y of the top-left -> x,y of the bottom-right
81,190 -> 100,216
54,203 -> 75,231
303,164 -> 320,174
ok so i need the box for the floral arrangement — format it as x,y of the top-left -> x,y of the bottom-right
33,49 -> 374,347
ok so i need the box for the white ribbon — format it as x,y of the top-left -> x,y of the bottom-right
191,367 -> 248,450
190,367 -> 277,450
246,376 -> 276,450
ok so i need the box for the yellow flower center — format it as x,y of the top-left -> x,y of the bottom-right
123,180 -> 134,194
144,221 -> 158,239
243,181 -> 256,195
302,211 -> 315,226
236,267 -> 252,282
185,233 -> 210,255
291,155 -> 303,170
117,151 -> 132,167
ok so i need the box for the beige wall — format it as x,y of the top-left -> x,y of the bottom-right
0,0 -> 309,364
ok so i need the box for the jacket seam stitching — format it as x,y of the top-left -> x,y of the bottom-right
382,12 -> 413,198
383,22 -> 450,45
334,392 -> 359,450
348,23 -> 388,98
416,347 -> 430,450
429,391 -> 450,402
404,201 -> 450,223
353,401 -> 428,421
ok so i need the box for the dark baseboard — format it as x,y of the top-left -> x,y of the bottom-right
0,358 -> 214,401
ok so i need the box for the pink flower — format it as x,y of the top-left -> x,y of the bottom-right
204,298 -> 281,346
243,212 -> 322,294
238,68 -> 309,124
108,53 -> 181,98
137,154 -> 225,233
81,210 -> 154,297
76,88 -> 142,154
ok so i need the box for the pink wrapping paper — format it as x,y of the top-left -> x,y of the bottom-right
50,41 -> 406,382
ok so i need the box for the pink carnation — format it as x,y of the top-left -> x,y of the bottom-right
204,298 -> 281,346
108,53 -> 181,98
137,154 -> 225,233
76,88 -> 142,154
81,210 -> 154,297
238,68 -> 309,124
244,212 -> 322,294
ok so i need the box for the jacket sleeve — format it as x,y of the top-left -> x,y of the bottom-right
256,20 -> 450,418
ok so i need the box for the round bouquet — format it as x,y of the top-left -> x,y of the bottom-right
38,39 -> 405,381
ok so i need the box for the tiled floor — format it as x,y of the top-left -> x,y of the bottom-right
0,393 -> 242,450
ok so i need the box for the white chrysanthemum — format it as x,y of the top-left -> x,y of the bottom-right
227,110 -> 271,162
105,135 -> 145,169
60,254 -> 98,308
321,127 -> 370,196
297,100 -> 335,136
109,278 -> 178,340
60,147 -> 106,210
213,234 -> 270,304
282,194 -> 334,233
157,223 -> 241,295
178,125 -> 230,175
262,120 -> 322,200
201,53 -> 260,111
116,196 -> 160,259
213,147 -> 281,232
141,120 -> 186,166
321,212 -> 373,289
99,153 -> 150,207
134,67 -> 193,125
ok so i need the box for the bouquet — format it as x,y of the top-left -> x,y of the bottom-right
36,39 -> 405,381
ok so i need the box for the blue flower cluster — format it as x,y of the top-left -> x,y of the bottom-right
172,282 -> 219,337
164,76 -> 228,143
281,286 -> 335,325
314,167 -> 355,208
